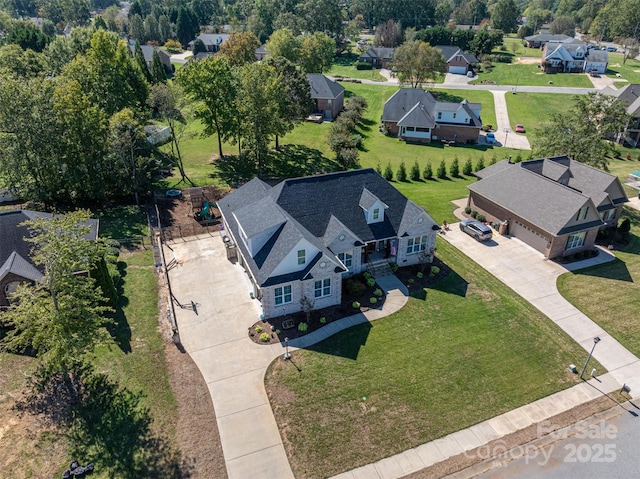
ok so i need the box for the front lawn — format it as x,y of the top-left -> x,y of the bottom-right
505,92 -> 573,141
326,52 -> 388,82
265,239 -> 603,479
557,208 -> 640,357
472,62 -> 594,87
604,55 -> 640,84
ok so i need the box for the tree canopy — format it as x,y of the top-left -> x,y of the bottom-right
393,41 -> 447,87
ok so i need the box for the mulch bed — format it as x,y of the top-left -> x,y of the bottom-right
248,257 -> 451,345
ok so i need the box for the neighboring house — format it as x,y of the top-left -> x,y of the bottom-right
0,210 -> 99,309
189,52 -> 215,62
541,40 -> 607,73
129,43 -> 172,72
602,83 -> 640,147
307,73 -> 345,120
524,33 -> 571,48
218,169 -> 439,319
466,156 -> 628,259
434,45 -> 478,74
0,188 -> 18,204
381,88 -> 482,143
255,44 -> 268,61
188,33 -> 230,52
358,47 -> 395,69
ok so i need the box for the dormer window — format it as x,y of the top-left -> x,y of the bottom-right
373,208 -> 380,220
577,206 -> 588,221
297,249 -> 306,265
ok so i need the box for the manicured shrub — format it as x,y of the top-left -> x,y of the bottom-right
363,271 -> 372,279
373,288 -> 383,297
275,329 -> 281,335
477,214 -> 486,222
423,162 -> 433,179
298,322 -> 308,331
449,157 -> 460,177
465,206 -> 472,214
369,297 -> 377,304
255,325 -> 263,333
260,333 -> 271,342
390,263 -> 398,272
471,210 -> 478,218
105,246 -> 120,258
462,158 -> 473,176
437,159 -> 447,179
431,266 -> 440,275
319,317 -> 326,324
383,162 -> 394,181
366,277 -> 375,287
355,61 -> 372,70
345,278 -> 366,295
408,278 -> 415,284
411,161 -> 421,181
416,272 -> 423,279
352,301 -> 361,309
397,161 -> 407,181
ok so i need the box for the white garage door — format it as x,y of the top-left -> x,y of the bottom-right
449,65 -> 467,74
511,220 -> 549,254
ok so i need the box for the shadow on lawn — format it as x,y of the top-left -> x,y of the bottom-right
105,261 -> 132,353
305,320 -> 373,360
428,268 -> 469,297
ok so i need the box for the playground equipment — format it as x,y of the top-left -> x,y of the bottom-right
199,201 -> 213,221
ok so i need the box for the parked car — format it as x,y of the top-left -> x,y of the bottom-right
486,132 -> 496,144
606,46 -> 617,52
459,219 -> 493,241
589,70 -> 600,77
466,71 -> 474,78
515,124 -> 525,133
587,44 -> 596,50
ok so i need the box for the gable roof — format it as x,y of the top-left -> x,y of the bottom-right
189,33 -> 230,47
307,73 -> 344,100
434,45 -> 478,64
586,49 -> 608,63
525,33 -> 571,43
129,43 -> 171,67
0,210 -> 99,284
358,47 -> 395,61
612,83 -> 640,116
219,169 -> 438,286
469,157 -> 627,235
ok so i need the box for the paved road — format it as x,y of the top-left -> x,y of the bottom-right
465,402 -> 640,479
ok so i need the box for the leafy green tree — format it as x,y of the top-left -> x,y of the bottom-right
150,48 -> 167,83
475,156 -> 485,172
266,28 -> 300,63
592,0 -> 640,41
148,83 -> 194,186
449,156 -> 460,177
297,0 -> 343,37
0,210 -> 112,386
437,159 -> 447,178
178,56 -> 238,160
470,26 -> 503,55
144,14 -> 160,43
549,16 -> 576,36
533,93 -> 631,170
176,6 -> 199,48
393,40 -> 447,87
192,38 -> 207,54
41,18 -> 56,36
299,31 -> 335,73
0,43 -> 46,78
415,25 -> 452,46
6,20 -> 51,52
491,0 -> 519,33
220,31 -> 261,66
129,13 -> 145,43
410,161 -> 421,181
134,41 -> 152,82
462,157 -> 473,176
423,161 -> 433,179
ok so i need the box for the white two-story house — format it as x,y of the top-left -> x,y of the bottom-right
218,169 -> 439,319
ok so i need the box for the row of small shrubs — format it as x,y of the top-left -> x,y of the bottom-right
565,249 -> 599,262
464,207 -> 487,222
378,155 -> 498,182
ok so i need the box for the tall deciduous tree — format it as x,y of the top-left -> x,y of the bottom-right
177,56 -> 238,160
393,41 -> 447,87
491,0 -> 519,33
299,31 -> 335,73
220,31 -> 261,66
533,93 -> 631,170
266,28 -> 300,63
0,210 -> 112,386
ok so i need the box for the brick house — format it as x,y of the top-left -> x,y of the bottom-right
0,210 -> 99,309
381,88 -> 482,143
218,169 -> 439,319
466,157 -> 628,259
307,73 -> 345,120
357,47 -> 395,69
434,45 -> 478,75
524,33 -> 571,48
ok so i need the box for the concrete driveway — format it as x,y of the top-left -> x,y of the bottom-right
440,222 -> 640,395
490,90 -> 531,150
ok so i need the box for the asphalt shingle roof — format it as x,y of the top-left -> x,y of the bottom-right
307,73 -> 344,100
358,47 -> 395,61
525,33 -> 571,43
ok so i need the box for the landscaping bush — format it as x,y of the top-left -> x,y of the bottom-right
574,251 -> 584,260
373,288 -> 383,296
355,61 -> 373,70
260,333 -> 271,342
431,266 -> 440,275
363,271 -> 372,279
477,214 -> 486,222
255,325 -> 263,333
370,297 -> 377,304
397,161 -> 407,181
423,162 -> 433,180
416,272 -> 423,279
465,206 -> 472,214
411,161 -> 421,181
437,159 -> 447,179
475,157 -> 485,172
319,317 -> 326,324
345,278 -> 366,295
449,157 -> 460,177
105,238 -> 121,248
366,277 -> 375,287
383,162 -> 394,181
352,301 -> 361,309
390,263 -> 398,272
471,210 -> 478,218
298,322 -> 308,332
462,158 -> 473,176
408,278 -> 415,284
105,246 -> 120,258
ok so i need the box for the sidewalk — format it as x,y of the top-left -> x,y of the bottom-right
164,234 -> 408,479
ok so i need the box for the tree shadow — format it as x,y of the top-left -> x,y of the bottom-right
305,320 -> 373,360
16,366 -> 191,478
105,261 -> 132,353
94,206 -> 148,240
211,153 -> 258,185
333,52 -> 359,66
565,258 -> 634,283
263,144 -> 342,179
428,269 -> 469,297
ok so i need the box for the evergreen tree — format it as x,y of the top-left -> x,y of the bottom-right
437,159 -> 447,179
151,49 -> 167,83
449,156 -> 460,177
475,156 -> 485,172
462,157 -> 473,176
410,160 -> 421,181
134,41 -> 152,82
423,162 -> 433,179
397,161 -> 407,181
490,154 -> 497,165
383,162 -> 394,181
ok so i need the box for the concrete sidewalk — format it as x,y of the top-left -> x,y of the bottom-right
164,234 -> 408,479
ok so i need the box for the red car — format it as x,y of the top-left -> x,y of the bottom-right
515,124 -> 525,133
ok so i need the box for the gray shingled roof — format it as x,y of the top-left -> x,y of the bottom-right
525,33 -> 571,42
434,45 -> 478,64
219,169 -> 438,287
358,47 -> 395,61
469,157 -> 628,234
613,84 -> 640,116
189,33 -> 230,47
586,49 -> 608,62
307,73 -> 344,100
397,103 -> 436,128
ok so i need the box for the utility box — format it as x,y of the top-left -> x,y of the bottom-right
499,220 -> 509,236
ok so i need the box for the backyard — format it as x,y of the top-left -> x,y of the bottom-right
471,61 -> 594,87
265,239 -> 604,479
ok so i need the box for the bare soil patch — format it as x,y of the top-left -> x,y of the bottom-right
514,57 -> 541,65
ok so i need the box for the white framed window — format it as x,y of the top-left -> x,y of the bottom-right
275,285 -> 292,305
406,235 -> 428,254
602,209 -> 615,221
373,208 -> 380,220
566,231 -> 586,250
337,251 -> 353,269
577,206 -> 588,220
314,278 -> 331,298
297,249 -> 305,265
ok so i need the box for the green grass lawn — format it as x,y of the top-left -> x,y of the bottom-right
472,62 -> 594,87
266,239 -> 603,479
605,54 -> 640,84
501,37 -> 543,58
326,52 -> 388,82
557,208 -> 640,357
505,92 -> 573,142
